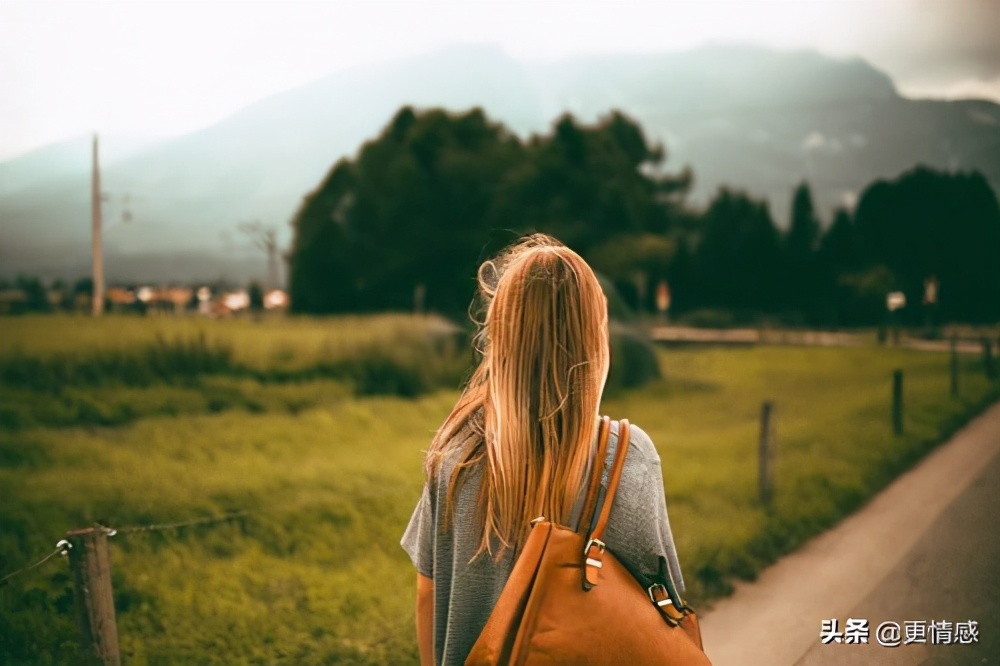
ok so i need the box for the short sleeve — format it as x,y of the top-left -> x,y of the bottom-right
645,456 -> 686,594
604,424 -> 687,595
401,483 -> 434,578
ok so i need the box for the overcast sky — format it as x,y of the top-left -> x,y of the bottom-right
1,0 -> 998,161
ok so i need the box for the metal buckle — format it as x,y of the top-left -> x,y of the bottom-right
648,583 -> 683,626
583,538 -> 606,556
647,583 -> 671,606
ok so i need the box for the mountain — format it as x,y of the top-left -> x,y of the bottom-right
1,44 -> 998,284
0,135 -> 158,198
538,45 -> 1000,216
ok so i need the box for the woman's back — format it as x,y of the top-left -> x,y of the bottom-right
400,234 -> 689,665
402,419 -> 685,665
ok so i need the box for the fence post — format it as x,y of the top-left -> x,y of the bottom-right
984,338 -> 995,380
66,527 -> 120,666
892,370 -> 904,436
758,401 -> 774,506
951,336 -> 959,397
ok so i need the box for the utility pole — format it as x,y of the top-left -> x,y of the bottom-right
91,134 -> 105,316
266,229 -> 278,291
239,221 -> 279,290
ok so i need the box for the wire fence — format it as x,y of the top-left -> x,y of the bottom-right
0,506 -> 263,594
0,541 -> 71,589
99,509 -> 251,536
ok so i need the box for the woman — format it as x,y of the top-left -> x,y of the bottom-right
401,234 -> 686,665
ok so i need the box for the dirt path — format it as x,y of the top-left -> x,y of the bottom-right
697,401 -> 1000,666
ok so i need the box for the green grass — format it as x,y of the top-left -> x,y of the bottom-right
0,314 -> 460,371
605,346 -> 998,594
0,315 -> 469,422
1,316 -> 997,665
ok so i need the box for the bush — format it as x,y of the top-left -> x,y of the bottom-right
0,320 -> 469,404
606,323 -> 661,392
320,333 -> 467,397
0,333 -> 232,391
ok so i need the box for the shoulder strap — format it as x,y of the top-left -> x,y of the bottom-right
576,415 -> 611,534
592,419 -> 630,541
583,419 -> 630,589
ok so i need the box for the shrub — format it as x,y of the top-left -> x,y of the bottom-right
607,323 -> 661,392
0,333 -> 232,391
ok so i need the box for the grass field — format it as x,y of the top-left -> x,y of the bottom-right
1,315 -> 997,665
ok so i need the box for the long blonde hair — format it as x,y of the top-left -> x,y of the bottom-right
426,234 -> 610,557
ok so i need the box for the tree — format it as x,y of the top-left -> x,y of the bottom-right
290,106 -> 526,314
493,111 -> 690,254
248,281 -> 264,311
587,234 -> 677,313
819,207 -> 859,273
666,236 -> 698,313
817,207 -> 861,325
14,275 -> 50,314
786,182 -> 820,256
783,182 -> 822,312
694,188 -> 783,313
853,166 -> 1000,322
288,107 -> 691,315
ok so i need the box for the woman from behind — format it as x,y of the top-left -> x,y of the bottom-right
402,234 -> 687,665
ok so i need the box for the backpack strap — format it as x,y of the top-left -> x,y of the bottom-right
583,419 -> 631,590
576,415 -> 612,534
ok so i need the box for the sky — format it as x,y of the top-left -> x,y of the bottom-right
1,0 -> 999,162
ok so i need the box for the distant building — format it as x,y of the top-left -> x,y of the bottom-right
107,287 -> 137,308
264,289 -> 289,310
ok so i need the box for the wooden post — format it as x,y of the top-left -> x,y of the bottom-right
758,401 -> 774,506
983,338 -> 995,380
66,527 -> 120,666
951,336 -> 959,397
892,370 -> 904,436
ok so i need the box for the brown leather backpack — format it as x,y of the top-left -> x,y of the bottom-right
466,416 -> 712,665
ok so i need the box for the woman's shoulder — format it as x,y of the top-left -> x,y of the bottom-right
608,421 -> 665,508
614,420 -> 661,467
428,418 -> 484,487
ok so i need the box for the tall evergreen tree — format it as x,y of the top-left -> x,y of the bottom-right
783,181 -> 822,312
695,188 -> 783,312
786,182 -> 821,257
819,207 -> 858,272
816,207 -> 862,325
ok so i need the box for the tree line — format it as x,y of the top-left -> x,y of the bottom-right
288,106 -> 1000,325
9,106 -> 995,324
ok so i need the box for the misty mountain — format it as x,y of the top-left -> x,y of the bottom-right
0,135 -> 159,199
542,45 -> 1000,217
1,44 -> 998,284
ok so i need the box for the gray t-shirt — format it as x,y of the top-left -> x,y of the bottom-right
401,419 -> 685,666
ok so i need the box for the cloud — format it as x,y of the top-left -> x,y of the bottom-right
865,0 -> 1000,85
898,74 -> 1000,104
802,132 -> 842,154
